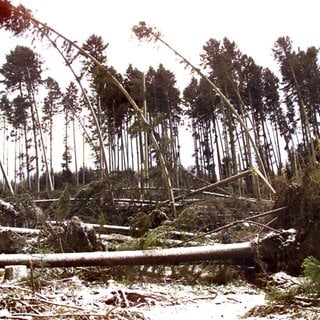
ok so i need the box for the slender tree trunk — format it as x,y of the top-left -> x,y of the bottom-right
0,159 -> 13,194
82,129 -> 85,185
192,121 -> 200,175
29,102 -> 40,192
289,63 -> 316,162
23,122 -> 31,189
72,118 -> 79,187
46,35 -> 109,177
6,8 -> 176,213
142,73 -> 149,192
31,91 -> 54,192
214,118 -> 222,181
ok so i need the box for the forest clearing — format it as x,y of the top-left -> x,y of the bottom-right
1,1 -> 320,319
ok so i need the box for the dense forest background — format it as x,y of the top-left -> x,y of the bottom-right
0,4 -> 320,199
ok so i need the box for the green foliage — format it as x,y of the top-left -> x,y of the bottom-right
48,186 -> 71,221
11,193 -> 44,228
173,197 -> 264,241
25,268 -> 47,292
70,178 -> 114,223
129,211 -> 151,237
271,163 -> 320,273
302,256 -> 320,297
266,285 -> 299,306
138,228 -> 167,250
266,256 -> 320,306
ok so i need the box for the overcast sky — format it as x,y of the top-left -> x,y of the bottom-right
1,0 -> 320,170
2,0 -> 320,90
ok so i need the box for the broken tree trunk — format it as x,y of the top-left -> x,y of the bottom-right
168,169 -> 253,203
0,242 -> 254,268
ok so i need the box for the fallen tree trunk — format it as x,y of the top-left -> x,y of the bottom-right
0,225 -> 40,235
0,242 -> 254,268
0,225 -> 136,242
0,229 -> 299,270
0,223 -> 131,236
0,225 -> 186,249
168,169 -> 253,203
0,223 -> 196,240
47,220 -> 132,235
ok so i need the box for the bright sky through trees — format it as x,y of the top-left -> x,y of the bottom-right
1,0 -> 320,172
2,0 -> 320,90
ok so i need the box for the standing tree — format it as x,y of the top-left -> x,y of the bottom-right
43,77 -> 62,190
145,64 -> 181,185
90,65 -> 128,172
261,68 -> 286,173
124,64 -> 147,188
0,45 -> 49,191
273,37 -> 320,174
0,3 -> 182,209
133,22 -> 271,189
0,94 -> 29,189
61,81 -> 79,185
183,77 -> 219,181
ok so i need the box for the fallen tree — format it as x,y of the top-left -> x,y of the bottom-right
0,228 -> 298,268
47,220 -> 132,235
0,242 -> 254,268
269,163 -> 320,274
0,225 -> 40,235
0,221 -> 132,235
0,220 -> 299,270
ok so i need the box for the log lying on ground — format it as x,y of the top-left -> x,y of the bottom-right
47,220 -> 132,235
0,242 -> 254,268
0,225 -> 40,235
0,223 -> 130,236
0,225 -> 133,242
0,225 -> 184,249
0,223 -> 196,240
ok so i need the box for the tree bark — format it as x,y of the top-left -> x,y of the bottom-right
0,242 -> 254,268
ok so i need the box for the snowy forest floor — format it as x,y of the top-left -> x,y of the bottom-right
1,269 -> 319,320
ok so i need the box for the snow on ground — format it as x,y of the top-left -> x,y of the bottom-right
75,277 -> 320,320
1,273 -> 320,319
140,283 -> 265,320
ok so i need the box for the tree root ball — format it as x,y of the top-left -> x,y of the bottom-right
270,163 -> 320,274
44,217 -> 105,253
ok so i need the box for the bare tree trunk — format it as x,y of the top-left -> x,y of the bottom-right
168,169 -> 253,202
0,242 -> 253,268
34,100 -> 54,192
72,118 -> 79,187
0,160 -> 14,195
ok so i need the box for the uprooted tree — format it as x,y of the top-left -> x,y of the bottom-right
1,0 -> 320,278
266,163 -> 320,274
0,168 -> 316,277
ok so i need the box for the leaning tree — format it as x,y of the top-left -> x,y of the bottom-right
0,1 -> 177,211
